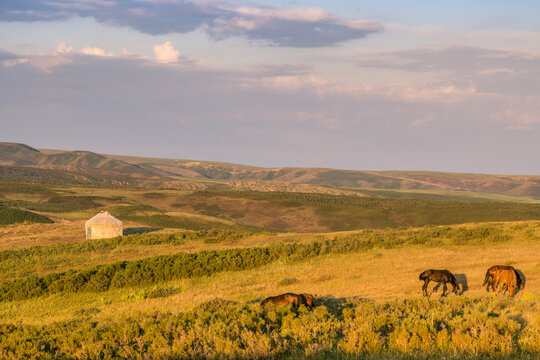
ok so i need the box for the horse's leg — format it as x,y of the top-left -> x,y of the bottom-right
451,281 -> 458,294
442,282 -> 448,297
422,279 -> 429,296
496,281 -> 504,296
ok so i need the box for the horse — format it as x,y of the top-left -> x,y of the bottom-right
419,269 -> 459,296
493,268 -> 519,297
261,293 -> 314,308
483,265 -> 523,292
301,293 -> 315,308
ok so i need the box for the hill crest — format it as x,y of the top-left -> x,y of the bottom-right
1,142 -> 539,199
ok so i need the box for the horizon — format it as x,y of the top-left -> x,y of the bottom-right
1,1 -> 539,174
3,141 -> 534,176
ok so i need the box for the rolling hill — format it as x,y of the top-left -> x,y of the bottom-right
1,142 -> 540,200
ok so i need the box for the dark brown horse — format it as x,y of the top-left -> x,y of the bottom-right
419,269 -> 459,296
483,265 -> 523,292
261,293 -> 314,308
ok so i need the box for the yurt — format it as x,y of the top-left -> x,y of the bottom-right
85,211 -> 123,239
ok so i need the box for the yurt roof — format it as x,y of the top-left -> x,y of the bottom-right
85,211 -> 122,226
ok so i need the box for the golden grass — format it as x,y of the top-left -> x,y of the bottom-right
0,221 -> 85,250
2,236 -> 538,326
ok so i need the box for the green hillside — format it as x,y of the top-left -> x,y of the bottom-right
0,205 -> 52,225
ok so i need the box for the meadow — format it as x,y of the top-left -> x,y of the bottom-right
0,181 -> 539,358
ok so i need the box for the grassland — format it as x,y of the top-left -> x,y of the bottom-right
1,177 -> 539,359
0,218 -> 538,358
5,181 -> 540,234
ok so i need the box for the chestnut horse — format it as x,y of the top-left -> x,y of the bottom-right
493,268 -> 519,297
483,265 -> 523,293
419,269 -> 459,296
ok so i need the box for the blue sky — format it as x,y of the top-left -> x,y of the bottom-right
1,1 -> 539,174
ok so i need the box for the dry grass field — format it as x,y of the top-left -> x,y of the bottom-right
0,221 -> 538,325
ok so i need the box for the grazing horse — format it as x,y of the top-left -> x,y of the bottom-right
301,293 -> 315,308
261,293 -> 314,308
419,269 -> 459,296
483,265 -> 523,293
493,268 -> 519,297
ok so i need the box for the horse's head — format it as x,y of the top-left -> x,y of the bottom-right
419,270 -> 430,280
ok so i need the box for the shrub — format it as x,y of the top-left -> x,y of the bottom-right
0,297 -> 537,359
0,205 -> 53,225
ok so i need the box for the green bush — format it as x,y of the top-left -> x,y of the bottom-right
187,191 -> 540,231
0,229 -> 263,280
0,205 -> 53,225
0,297 -> 537,359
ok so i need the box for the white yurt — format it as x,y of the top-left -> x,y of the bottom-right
85,211 -> 123,239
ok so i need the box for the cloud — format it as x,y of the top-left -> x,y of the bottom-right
356,46 -> 540,99
153,41 -> 180,63
0,1 -> 382,47
356,46 -> 540,76
56,42 -> 73,54
3,57 -> 29,67
1,47 -> 538,173
204,6 -> 382,47
81,47 -> 114,57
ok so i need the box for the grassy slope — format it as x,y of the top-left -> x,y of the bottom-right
0,209 -> 538,358
3,183 -> 540,234
0,220 -> 538,325
3,143 -> 540,199
0,205 -> 52,225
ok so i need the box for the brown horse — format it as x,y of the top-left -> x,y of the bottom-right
301,293 -> 315,308
419,269 -> 459,296
493,268 -> 519,297
261,293 -> 314,308
483,265 -> 523,292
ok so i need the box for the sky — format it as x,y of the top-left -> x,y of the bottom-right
1,1 -> 539,174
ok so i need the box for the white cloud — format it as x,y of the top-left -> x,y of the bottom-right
153,41 -> 180,63
3,58 -> 29,67
56,41 -> 73,54
81,47 -> 114,57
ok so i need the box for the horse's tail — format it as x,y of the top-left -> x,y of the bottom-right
449,273 -> 459,292
482,269 -> 491,286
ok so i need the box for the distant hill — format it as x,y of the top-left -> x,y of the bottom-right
1,142 -> 540,199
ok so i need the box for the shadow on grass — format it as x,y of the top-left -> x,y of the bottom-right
454,273 -> 468,294
515,269 -> 526,292
123,227 -> 162,235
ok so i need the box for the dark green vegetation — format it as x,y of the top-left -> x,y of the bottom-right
3,178 -> 540,232
0,229 -> 260,280
0,205 -> 52,225
5,195 -> 110,213
0,223 -> 522,301
188,191 -> 540,230
0,297 -> 538,359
